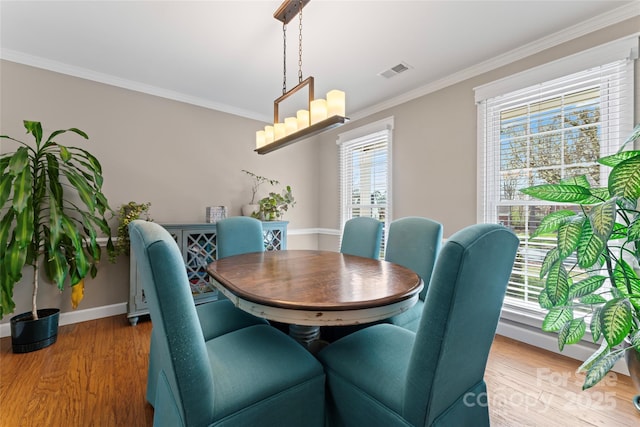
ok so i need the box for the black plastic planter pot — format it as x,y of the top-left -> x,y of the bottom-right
10,308 -> 60,353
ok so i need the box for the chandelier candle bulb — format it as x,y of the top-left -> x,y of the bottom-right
285,117 -> 298,135
265,125 -> 275,143
327,90 -> 345,117
274,123 -> 286,140
297,109 -> 310,130
256,130 -> 266,148
310,99 -> 328,125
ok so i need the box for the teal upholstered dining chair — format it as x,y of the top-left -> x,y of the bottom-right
384,216 -> 443,331
129,220 -> 325,427
340,217 -> 383,259
318,223 -> 519,427
141,219 -> 267,407
216,216 -> 264,259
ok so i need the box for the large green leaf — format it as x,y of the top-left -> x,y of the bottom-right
45,154 -> 63,203
599,150 -> 640,167
568,275 -> 606,299
600,298 -> 632,347
583,350 -> 624,390
576,220 -> 605,268
8,146 -> 29,175
531,210 -> 577,239
11,165 -> 32,213
538,289 -> 553,309
628,218 -> 640,241
540,247 -> 560,279
14,206 -> 34,249
558,318 -> 586,351
23,120 -> 43,146
48,198 -> 63,246
4,240 -> 27,280
542,307 -> 573,332
59,145 -> 71,162
557,217 -> 583,258
60,216 -> 83,255
44,244 -> 67,290
63,169 -> 95,212
608,155 -> 640,199
0,173 -> 14,210
560,175 -> 591,188
588,199 -> 616,240
545,262 -> 569,305
580,187 -> 611,205
0,272 -> 16,317
0,211 -> 15,257
521,184 -> 592,203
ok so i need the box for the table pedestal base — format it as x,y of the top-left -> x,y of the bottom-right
288,324 -> 320,347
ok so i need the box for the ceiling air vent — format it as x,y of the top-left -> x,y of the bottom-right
378,62 -> 412,79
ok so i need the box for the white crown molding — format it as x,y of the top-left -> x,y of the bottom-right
351,2 -> 640,121
0,49 -> 271,123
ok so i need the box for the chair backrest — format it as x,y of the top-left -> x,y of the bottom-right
403,223 -> 518,426
129,220 -> 215,426
384,217 -> 443,300
216,216 -> 265,259
340,217 -> 383,259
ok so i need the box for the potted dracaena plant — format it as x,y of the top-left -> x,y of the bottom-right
520,123 -> 640,398
0,120 -> 114,353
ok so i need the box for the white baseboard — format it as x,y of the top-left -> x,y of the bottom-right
0,302 -> 128,338
497,318 -> 629,376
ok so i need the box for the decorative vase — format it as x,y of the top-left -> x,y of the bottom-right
10,308 -> 60,353
624,340 -> 640,412
242,204 -> 259,217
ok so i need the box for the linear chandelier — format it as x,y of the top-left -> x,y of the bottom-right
255,0 -> 348,155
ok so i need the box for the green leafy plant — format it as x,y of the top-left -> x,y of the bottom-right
110,201 -> 152,262
241,169 -> 280,204
521,123 -> 640,389
252,186 -> 295,221
0,120 -> 114,319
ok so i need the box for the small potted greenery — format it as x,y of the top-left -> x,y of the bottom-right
0,120 -> 114,353
110,201 -> 152,262
521,123 -> 640,396
252,185 -> 295,221
241,170 -> 280,216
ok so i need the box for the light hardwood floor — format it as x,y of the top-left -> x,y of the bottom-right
1,314 -> 639,426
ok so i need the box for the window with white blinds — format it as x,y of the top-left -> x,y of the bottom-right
476,37 -> 636,316
338,118 -> 393,254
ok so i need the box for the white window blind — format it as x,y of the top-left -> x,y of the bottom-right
476,40 -> 636,316
338,118 -> 393,254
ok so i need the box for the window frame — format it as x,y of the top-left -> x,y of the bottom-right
337,117 -> 394,253
475,36 -> 637,324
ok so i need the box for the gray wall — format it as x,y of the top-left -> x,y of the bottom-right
0,61 -> 321,323
1,16 -> 638,325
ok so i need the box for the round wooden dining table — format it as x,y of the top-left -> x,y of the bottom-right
206,250 -> 422,347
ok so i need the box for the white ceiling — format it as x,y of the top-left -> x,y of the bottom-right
1,1 -> 638,123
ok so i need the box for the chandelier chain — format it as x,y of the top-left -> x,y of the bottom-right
282,22 -> 287,95
298,0 -> 303,83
